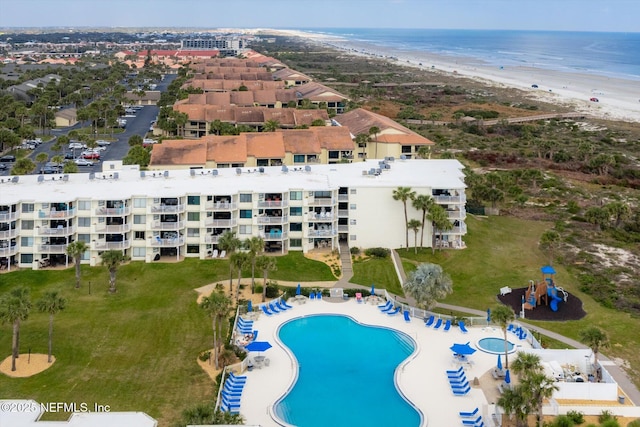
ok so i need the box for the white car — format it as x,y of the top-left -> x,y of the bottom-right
69,142 -> 86,150
96,140 -> 111,146
74,158 -> 94,166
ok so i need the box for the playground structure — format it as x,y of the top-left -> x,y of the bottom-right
523,265 -> 568,312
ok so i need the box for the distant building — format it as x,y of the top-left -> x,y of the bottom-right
54,108 -> 77,127
181,37 -> 247,55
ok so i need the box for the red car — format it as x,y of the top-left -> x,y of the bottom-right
590,97 -> 599,102
82,151 -> 101,160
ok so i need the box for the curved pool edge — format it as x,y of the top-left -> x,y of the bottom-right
475,337 -> 518,355
269,313 -> 426,427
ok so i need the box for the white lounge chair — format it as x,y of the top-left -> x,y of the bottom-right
212,249 -> 219,258
219,250 -> 226,258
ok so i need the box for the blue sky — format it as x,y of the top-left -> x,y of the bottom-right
0,0 -> 638,32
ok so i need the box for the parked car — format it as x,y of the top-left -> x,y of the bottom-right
0,155 -> 16,163
20,142 -> 36,150
590,97 -> 599,102
64,152 -> 75,160
74,158 -> 94,166
82,151 -> 101,160
96,140 -> 111,146
0,163 -> 7,171
69,142 -> 86,150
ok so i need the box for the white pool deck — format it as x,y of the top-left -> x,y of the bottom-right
233,298 -> 526,427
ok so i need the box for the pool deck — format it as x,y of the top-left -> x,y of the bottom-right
234,298 -> 527,426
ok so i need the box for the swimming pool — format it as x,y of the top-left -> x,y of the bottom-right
273,315 -> 422,427
476,337 -> 516,354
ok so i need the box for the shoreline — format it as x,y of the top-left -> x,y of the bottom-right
270,29 -> 640,123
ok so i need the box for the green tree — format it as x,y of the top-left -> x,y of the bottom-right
498,385 -> 531,427
35,152 -> 49,170
585,207 -> 610,231
244,236 -> 264,294
178,403 -> 243,425
101,250 -> 129,293
392,186 -> 416,251
263,119 -> 280,132
539,230 -> 561,266
407,219 -> 422,254
427,203 -> 453,253
123,145 -> 151,167
230,252 -> 250,304
354,133 -> 369,161
128,134 -> 143,146
66,241 -> 88,289
36,290 -> 67,363
255,255 -> 277,303
0,287 -> 31,371
218,231 -> 241,295
605,201 -> 631,228
199,290 -> 232,370
368,125 -> 380,159
492,304 -> 516,369
402,263 -> 453,309
11,158 -> 36,175
579,326 -> 610,368
411,194 -> 433,248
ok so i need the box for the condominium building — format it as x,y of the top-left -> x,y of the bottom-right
0,160 -> 466,271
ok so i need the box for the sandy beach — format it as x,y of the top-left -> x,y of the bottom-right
271,29 -> 640,123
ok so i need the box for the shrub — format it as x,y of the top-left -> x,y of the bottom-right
566,410 -> 584,424
265,281 -> 280,298
350,246 -> 360,255
198,351 -> 211,362
364,247 -> 390,258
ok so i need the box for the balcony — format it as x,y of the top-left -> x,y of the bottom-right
446,209 -> 466,220
433,194 -> 466,204
204,235 -> 221,244
94,223 -> 132,233
151,220 -> 185,231
150,236 -> 185,247
338,209 -> 349,218
259,231 -> 287,241
0,211 -> 18,222
150,204 -> 185,213
94,240 -> 131,250
308,212 -> 333,221
203,218 -> 237,228
38,208 -> 77,219
37,244 -> 68,254
306,228 -> 337,237
0,228 -> 17,239
338,224 -> 349,232
0,246 -> 18,256
338,194 -> 349,202
204,201 -> 237,211
256,215 -> 288,225
37,224 -> 77,236
95,206 -> 131,216
441,223 -> 467,234
308,198 -> 335,207
257,200 -> 289,208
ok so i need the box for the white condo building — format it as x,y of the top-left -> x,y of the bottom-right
0,159 -> 467,271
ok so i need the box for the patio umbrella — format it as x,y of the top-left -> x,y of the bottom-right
497,354 -> 503,371
296,283 -> 301,295
245,341 -> 272,354
504,369 -> 511,384
247,300 -> 253,313
371,284 -> 375,296
486,308 -> 491,324
450,342 -> 476,356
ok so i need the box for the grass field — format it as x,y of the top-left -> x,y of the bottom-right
350,256 -> 402,295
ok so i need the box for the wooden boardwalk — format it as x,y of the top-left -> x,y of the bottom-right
406,112 -> 589,126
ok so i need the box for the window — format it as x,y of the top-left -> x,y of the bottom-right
401,145 -> 412,153
134,231 -> 145,240
350,188 -> 357,194
134,215 -> 146,224
21,254 -> 34,263
77,217 -> 91,227
350,235 -> 357,241
21,237 -> 34,247
187,212 -> 200,221
22,203 -> 34,213
293,154 -> 305,163
187,228 -> 200,237
239,210 -> 252,219
132,247 -> 146,257
290,191 -> 302,200
289,223 -> 302,232
328,151 -> 339,159
349,219 -> 357,225
289,207 -> 302,216
239,225 -> 251,234
133,198 -> 146,208
21,220 -> 34,230
290,238 -> 302,248
78,200 -> 91,210
350,204 -> 357,210
239,194 -> 252,203
77,234 -> 90,243
187,245 -> 199,254
187,195 -> 200,205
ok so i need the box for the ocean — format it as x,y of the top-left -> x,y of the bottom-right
298,28 -> 640,81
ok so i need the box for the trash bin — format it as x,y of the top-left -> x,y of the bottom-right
618,395 -> 625,404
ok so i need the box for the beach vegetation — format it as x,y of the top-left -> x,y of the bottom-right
402,263 -> 453,310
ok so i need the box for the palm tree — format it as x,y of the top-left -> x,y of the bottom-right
101,250 -> 129,293
244,236 -> 265,294
66,241 -> 88,289
427,203 -> 453,253
498,386 -> 531,427
579,326 -> 610,369
492,304 -> 516,370
230,252 -> 250,304
37,290 -> 67,363
511,352 -> 543,377
402,263 -> 453,309
523,371 -> 559,426
392,186 -> 416,251
218,231 -> 241,295
368,126 -> 380,159
0,287 -> 31,371
407,219 -> 422,254
263,119 -> 280,132
255,255 -> 277,303
35,152 -> 49,171
412,194 -> 433,248
199,290 -> 232,370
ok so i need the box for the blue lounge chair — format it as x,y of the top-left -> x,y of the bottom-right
223,384 -> 244,393
443,319 -> 451,331
453,385 -> 471,395
221,397 -> 241,409
224,378 -> 245,387
381,303 -> 395,313
238,317 -> 253,325
450,381 -> 470,389
220,402 -> 240,414
459,408 -> 479,418
317,291 -> 322,300
276,300 -> 289,311
462,416 -> 483,426
221,390 -> 243,400
282,299 -> 293,309
237,326 -> 253,334
433,318 -> 443,329
226,375 -> 247,384
459,321 -> 469,333
424,315 -> 435,327
507,324 -> 515,333
269,302 -> 281,313
260,305 -> 273,316
229,372 -> 247,380
387,307 -> 401,316
309,291 -> 316,300
378,300 -> 392,310
403,310 -> 411,322
252,330 -> 258,341
447,366 -> 464,375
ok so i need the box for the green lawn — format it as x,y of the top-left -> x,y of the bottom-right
350,256 -> 403,295
272,251 -> 336,281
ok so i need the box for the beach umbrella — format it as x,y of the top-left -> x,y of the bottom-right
450,342 -> 476,356
371,284 -> 375,296
296,284 -> 301,295
247,300 -> 253,313
245,341 -> 272,355
504,369 -> 511,384
486,308 -> 491,324
497,354 -> 503,371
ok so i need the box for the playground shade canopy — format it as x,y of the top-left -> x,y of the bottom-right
540,265 -> 556,275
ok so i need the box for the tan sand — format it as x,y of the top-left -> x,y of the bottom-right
0,353 -> 55,378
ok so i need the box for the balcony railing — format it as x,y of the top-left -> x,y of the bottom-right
338,225 -> 349,232
94,223 -> 132,233
338,209 -> 349,217
204,235 -> 221,244
433,194 -> 466,204
150,204 -> 185,213
259,231 -> 288,241
37,224 -> 77,236
0,228 -> 17,239
204,201 -> 237,211
151,220 -> 185,231
308,198 -> 335,206
306,228 -> 337,237
203,218 -> 237,228
38,208 -> 77,219
94,240 -> 131,250
150,236 -> 185,247
338,194 -> 349,201
257,200 -> 289,208
37,244 -> 68,254
0,211 -> 18,222
440,223 -> 467,234
0,246 -> 18,256
308,212 -> 333,221
95,206 -> 131,216
446,209 -> 467,220
256,215 -> 288,224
